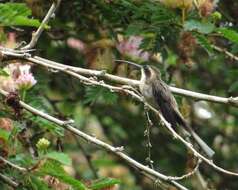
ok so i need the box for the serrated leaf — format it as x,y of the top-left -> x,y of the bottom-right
45,152 -> 72,166
0,3 -> 41,27
184,20 -> 215,34
194,34 -> 213,55
38,160 -> 87,190
84,86 -> 118,105
89,178 -> 120,190
217,28 -> 238,44
126,23 -> 144,35
0,69 -> 9,76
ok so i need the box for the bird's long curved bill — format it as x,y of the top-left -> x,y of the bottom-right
115,59 -> 142,68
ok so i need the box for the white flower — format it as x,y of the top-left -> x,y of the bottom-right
16,72 -> 37,90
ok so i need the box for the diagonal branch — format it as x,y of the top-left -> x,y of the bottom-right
1,48 -> 238,176
0,156 -> 27,172
212,45 -> 238,62
0,88 -> 188,190
0,173 -> 19,188
21,0 -> 61,50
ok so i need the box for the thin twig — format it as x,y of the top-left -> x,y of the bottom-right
166,159 -> 202,181
21,0 -> 61,50
0,156 -> 27,172
212,45 -> 238,62
1,48 -> 238,107
144,108 -> 154,169
0,173 -> 19,188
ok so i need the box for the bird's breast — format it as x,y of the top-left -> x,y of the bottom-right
139,82 -> 156,106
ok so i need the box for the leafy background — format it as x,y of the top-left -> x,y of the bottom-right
0,0 -> 238,189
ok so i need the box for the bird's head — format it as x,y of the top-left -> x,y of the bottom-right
114,60 -> 161,81
141,65 -> 161,82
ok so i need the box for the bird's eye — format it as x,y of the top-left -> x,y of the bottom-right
144,66 -> 151,77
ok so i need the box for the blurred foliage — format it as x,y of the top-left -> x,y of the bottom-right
0,3 -> 41,27
0,0 -> 238,190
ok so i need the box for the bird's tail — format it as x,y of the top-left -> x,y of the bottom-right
175,112 -> 215,158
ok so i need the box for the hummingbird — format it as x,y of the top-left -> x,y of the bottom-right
116,60 -> 215,158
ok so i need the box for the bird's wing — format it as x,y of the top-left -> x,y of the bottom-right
152,80 -> 215,157
152,80 -> 180,127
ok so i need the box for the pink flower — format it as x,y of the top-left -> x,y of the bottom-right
116,36 -> 150,61
0,64 -> 37,92
16,73 -> 37,90
15,65 -> 37,90
67,37 -> 86,52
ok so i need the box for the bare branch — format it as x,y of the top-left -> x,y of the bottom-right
1,48 -> 238,179
167,159 -> 202,181
1,48 -> 238,107
212,45 -> 238,62
0,173 -> 19,188
0,156 -> 27,172
144,108 -> 154,169
0,88 -> 188,190
21,0 -> 61,50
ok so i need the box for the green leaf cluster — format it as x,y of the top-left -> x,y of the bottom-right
0,3 -> 41,27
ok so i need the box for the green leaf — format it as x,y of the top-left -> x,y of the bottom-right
184,20 -> 215,34
126,23 -> 142,36
0,69 -> 9,77
194,34 -> 214,55
217,28 -> 238,44
165,50 -> 178,65
28,176 -> 51,190
89,178 -> 120,190
26,114 -> 64,137
45,151 -> 72,166
0,128 -> 10,141
84,86 -> 118,105
228,81 -> 238,93
0,3 -> 41,27
38,160 -> 87,190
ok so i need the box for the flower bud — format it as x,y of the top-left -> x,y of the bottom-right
36,138 -> 50,150
211,11 -> 222,21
